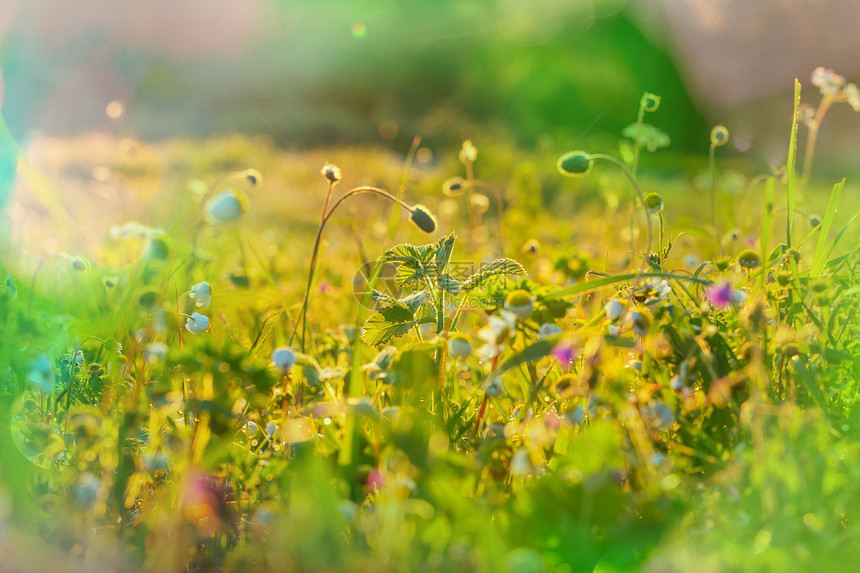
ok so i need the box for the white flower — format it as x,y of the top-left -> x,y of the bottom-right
419,322 -> 437,340
504,289 -> 535,320
205,189 -> 247,223
447,334 -> 473,359
811,67 -> 845,95
732,288 -> 749,305
185,312 -> 210,334
144,342 -> 168,363
190,281 -> 212,308
538,323 -> 562,340
265,421 -> 278,437
477,310 -> 517,360
604,298 -> 625,321
271,346 -> 296,372
244,421 -> 258,436
626,308 -> 651,337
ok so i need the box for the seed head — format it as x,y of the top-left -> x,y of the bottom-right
710,125 -> 729,147
556,151 -> 593,177
321,163 -> 342,185
409,205 -> 437,234
737,249 -> 761,270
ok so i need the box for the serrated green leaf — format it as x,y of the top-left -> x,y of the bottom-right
400,291 -> 428,313
435,233 -> 457,276
395,263 -> 429,288
362,305 -> 416,346
462,258 -> 527,292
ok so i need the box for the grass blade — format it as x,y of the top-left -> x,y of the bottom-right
810,178 -> 846,277
786,78 -> 801,248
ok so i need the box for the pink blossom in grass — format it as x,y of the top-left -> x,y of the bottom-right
706,281 -> 733,309
367,468 -> 384,492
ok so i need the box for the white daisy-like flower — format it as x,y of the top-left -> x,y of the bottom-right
190,281 -> 211,308
185,312 -> 210,335
271,346 -> 296,372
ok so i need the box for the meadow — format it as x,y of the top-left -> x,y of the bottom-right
0,73 -> 859,572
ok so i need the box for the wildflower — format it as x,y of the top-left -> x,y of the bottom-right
605,298 -> 625,321
556,150 -> 593,177
706,281 -> 733,309
442,177 -> 466,197
190,281 -> 212,308
551,339 -> 579,365
205,189 -> 248,223
144,342 -> 168,364
643,192 -> 664,215
504,289 -> 535,319
185,312 -> 210,335
846,83 -> 860,112
811,67 -> 845,95
477,310 -> 517,359
244,420 -> 258,436
320,163 -> 342,185
626,307 -> 651,337
459,140 -> 478,164
409,205 -> 437,234
710,125 -> 729,147
447,333 -> 472,359
538,323 -> 562,340
737,248 -> 761,270
271,346 -> 296,372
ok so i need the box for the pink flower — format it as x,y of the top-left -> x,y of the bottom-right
706,281 -> 733,309
367,468 -> 384,492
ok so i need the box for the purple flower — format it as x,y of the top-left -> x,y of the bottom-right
706,281 -> 733,309
551,340 -> 579,365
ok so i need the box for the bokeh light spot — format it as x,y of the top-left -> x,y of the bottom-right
106,100 -> 124,119
379,120 -> 398,139
351,22 -> 367,39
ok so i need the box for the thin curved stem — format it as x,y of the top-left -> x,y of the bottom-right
800,96 -> 833,186
292,186 -> 414,351
589,154 -> 653,283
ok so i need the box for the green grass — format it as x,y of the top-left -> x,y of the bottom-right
0,85 -> 858,573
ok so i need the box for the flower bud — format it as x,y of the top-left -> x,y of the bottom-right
185,312 -> 210,335
641,92 -> 661,112
737,249 -> 761,270
190,281 -> 212,309
205,189 -> 248,223
409,205 -> 437,234
459,140 -> 478,164
320,163 -> 342,185
556,151 -> 593,177
710,125 -> 729,147
643,192 -> 664,215
442,177 -> 465,197
504,289 -> 535,319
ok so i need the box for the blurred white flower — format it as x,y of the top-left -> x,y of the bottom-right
604,299 -> 625,321
811,67 -> 845,95
205,189 -> 247,223
144,342 -> 168,364
447,334 -> 473,359
845,83 -> 860,112
538,323 -> 562,340
190,281 -> 212,308
185,312 -> 210,335
271,346 -> 296,372
477,310 -> 517,360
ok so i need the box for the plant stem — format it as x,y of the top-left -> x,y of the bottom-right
709,143 -> 724,255
293,187 -> 415,351
589,154 -> 653,282
800,96 -> 833,186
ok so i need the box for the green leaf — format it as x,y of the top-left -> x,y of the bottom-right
622,123 -> 670,152
542,272 -> 709,301
462,258 -> 526,292
493,338 -> 558,378
438,274 -> 461,295
435,233 -> 457,276
811,178 -> 845,277
400,291 -> 428,313
362,305 -> 416,346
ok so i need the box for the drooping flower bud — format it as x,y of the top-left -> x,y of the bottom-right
556,151 -> 593,177
409,205 -> 437,234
